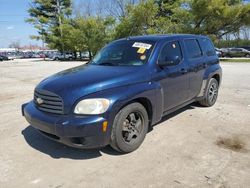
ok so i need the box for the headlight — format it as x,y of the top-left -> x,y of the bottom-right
74,98 -> 110,114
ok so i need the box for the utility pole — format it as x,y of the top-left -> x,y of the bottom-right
42,31 -> 45,60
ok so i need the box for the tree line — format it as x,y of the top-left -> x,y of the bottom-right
27,0 -> 250,56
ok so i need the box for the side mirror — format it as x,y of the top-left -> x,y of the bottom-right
158,56 -> 181,67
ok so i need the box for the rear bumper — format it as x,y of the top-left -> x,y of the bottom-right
22,101 -> 110,149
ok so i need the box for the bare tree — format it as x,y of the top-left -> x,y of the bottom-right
73,0 -> 138,18
73,0 -> 91,17
241,26 -> 250,40
73,0 -> 106,17
107,0 -> 137,19
9,41 -> 20,50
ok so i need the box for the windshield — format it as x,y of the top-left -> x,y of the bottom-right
90,40 -> 155,66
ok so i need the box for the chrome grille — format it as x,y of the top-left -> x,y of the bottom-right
34,89 -> 64,114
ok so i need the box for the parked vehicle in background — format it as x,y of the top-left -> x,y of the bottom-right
47,52 -> 59,60
80,51 -> 91,60
21,52 -> 33,58
22,34 -> 222,153
0,54 -> 13,60
215,48 -> 222,57
40,54 -> 46,58
239,46 -> 250,51
6,53 -> 16,60
32,53 -> 42,58
51,53 -> 61,60
48,51 -> 90,61
0,55 -> 9,61
0,51 -> 58,60
61,53 -> 74,60
50,52 -> 73,60
223,48 -> 250,58
12,52 -> 23,59
219,48 -> 229,57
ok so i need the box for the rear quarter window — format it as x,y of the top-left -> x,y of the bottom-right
184,39 -> 202,59
199,38 -> 216,56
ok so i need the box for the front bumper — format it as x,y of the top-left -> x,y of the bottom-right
22,101 -> 110,149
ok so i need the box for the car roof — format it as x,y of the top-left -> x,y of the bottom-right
116,34 -> 209,43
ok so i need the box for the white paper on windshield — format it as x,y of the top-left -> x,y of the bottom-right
132,42 -> 152,49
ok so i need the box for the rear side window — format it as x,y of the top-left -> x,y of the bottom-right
184,39 -> 202,58
158,41 -> 182,65
231,48 -> 242,52
199,38 -> 216,56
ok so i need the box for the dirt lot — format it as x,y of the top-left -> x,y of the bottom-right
0,59 -> 250,188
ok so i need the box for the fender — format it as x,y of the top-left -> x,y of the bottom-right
79,81 -> 164,127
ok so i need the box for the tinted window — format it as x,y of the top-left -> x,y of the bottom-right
231,48 -> 239,52
158,41 -> 182,65
232,49 -> 242,52
185,39 -> 202,58
199,38 -> 216,56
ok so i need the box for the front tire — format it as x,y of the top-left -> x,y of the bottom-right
199,78 -> 219,107
110,103 -> 149,153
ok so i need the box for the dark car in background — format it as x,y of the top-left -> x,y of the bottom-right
0,54 -> 13,61
240,46 -> 250,51
22,34 -> 222,153
223,48 -> 250,57
0,55 -> 8,61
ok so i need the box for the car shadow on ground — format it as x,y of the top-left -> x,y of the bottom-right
22,102 -> 199,160
21,126 -> 121,160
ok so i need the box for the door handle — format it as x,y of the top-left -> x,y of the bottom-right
180,68 -> 188,74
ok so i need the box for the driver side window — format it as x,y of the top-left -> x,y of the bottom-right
158,41 -> 182,66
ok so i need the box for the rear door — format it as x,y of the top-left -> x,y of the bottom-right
184,38 -> 207,99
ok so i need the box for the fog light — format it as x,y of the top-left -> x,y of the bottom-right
102,121 -> 108,132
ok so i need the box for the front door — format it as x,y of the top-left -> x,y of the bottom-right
157,41 -> 190,111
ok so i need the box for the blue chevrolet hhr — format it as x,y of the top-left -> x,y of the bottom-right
22,34 -> 222,153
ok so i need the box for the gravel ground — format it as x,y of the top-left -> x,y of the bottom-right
0,59 -> 250,188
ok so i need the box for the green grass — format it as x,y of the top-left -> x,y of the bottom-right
220,58 -> 250,63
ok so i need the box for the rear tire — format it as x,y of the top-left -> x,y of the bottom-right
199,78 -> 219,107
110,103 -> 149,153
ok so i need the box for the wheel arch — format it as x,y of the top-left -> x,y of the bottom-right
211,73 -> 221,86
198,65 -> 222,98
117,97 -> 153,126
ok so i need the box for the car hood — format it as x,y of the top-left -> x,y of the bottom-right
36,64 -> 150,112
